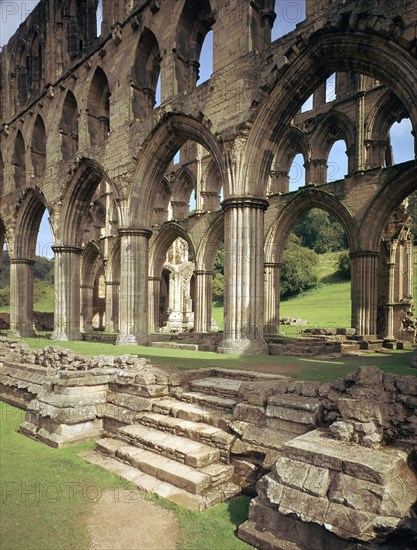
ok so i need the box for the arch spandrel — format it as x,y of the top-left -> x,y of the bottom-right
245,30 -> 417,196
264,187 -> 359,264
195,211 -> 224,272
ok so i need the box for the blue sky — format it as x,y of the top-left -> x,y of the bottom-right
1,1 -> 415,257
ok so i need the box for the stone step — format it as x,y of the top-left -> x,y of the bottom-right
265,395 -> 323,435
152,397 -> 233,429
189,377 -> 242,398
137,411 -> 235,459
80,450 -> 240,511
96,437 -> 234,494
180,390 -> 238,411
118,423 -> 220,468
238,520 -> 301,550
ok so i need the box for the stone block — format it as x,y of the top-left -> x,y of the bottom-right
233,402 -> 266,425
324,502 -> 374,540
338,398 -> 385,426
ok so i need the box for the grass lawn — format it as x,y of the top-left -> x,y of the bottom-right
0,401 -> 252,550
22,336 -> 416,383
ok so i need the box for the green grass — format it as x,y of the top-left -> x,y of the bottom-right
0,401 -> 252,550
0,401 -> 132,550
146,494 -> 252,550
22,336 -> 416,383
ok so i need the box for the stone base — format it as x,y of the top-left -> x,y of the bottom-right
218,338 -> 268,355
50,330 -> 82,341
116,333 -> 149,346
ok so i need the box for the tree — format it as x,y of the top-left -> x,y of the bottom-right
281,234 -> 318,298
294,208 -> 347,253
337,250 -> 351,279
212,272 -> 224,301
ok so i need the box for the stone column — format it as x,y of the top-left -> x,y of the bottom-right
117,227 -> 151,345
264,262 -> 281,337
350,250 -> 380,337
356,79 -> 366,171
9,258 -> 35,338
148,276 -> 161,333
384,243 -> 397,340
80,284 -> 94,334
105,281 -> 119,333
51,245 -> 83,341
218,198 -> 268,355
194,270 -> 213,333
307,159 -> 327,185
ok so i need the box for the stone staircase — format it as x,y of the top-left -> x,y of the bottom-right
81,374 -> 244,511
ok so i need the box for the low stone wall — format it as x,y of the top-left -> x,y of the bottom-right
0,312 -> 54,331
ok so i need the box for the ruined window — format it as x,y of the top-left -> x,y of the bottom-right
31,115 -> 46,178
197,30 -> 213,85
96,0 -> 103,37
60,90 -> 79,161
13,131 -> 26,189
66,0 -> 98,59
132,28 -> 161,118
175,0 -> 215,92
388,118 -> 414,166
301,95 -> 313,113
87,67 -> 110,146
17,45 -> 29,107
327,140 -> 347,182
288,153 -> 306,191
326,73 -> 337,102
30,32 -> 43,98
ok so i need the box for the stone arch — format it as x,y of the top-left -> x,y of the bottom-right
265,188 -> 358,264
360,163 -> 417,252
310,110 -> 356,175
149,222 -> 196,278
131,28 -> 161,119
13,131 -> 26,190
175,0 -> 215,92
245,28 -> 417,196
80,241 -> 104,333
58,158 -> 121,247
270,126 -> 310,194
367,90 -> 409,143
14,188 -> 51,260
0,151 -> 4,197
130,114 -> 225,227
87,67 -> 110,146
31,114 -> 47,178
201,159 -> 222,211
15,40 -> 29,107
29,30 -> 43,97
60,90 -> 79,161
195,212 -> 224,272
170,166 -> 196,218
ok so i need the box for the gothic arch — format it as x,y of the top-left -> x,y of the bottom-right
31,114 -> 47,178
81,241 -> 102,288
195,212 -> 224,272
29,30 -> 43,97
171,165 -> 196,206
60,90 -> 79,161
0,151 -> 4,197
129,114 -> 225,227
265,188 -> 359,264
15,40 -> 28,107
131,28 -> 161,118
245,27 -> 417,196
13,188 -> 51,260
175,0 -> 215,91
13,131 -> 26,190
360,163 -> 417,252
87,67 -> 110,146
310,110 -> 356,172
58,158 -> 121,246
273,126 -> 310,173
366,90 -> 409,144
149,222 -> 196,279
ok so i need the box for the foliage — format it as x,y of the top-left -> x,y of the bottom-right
212,272 -> 224,300
337,250 -> 351,279
281,234 -> 318,298
293,208 -> 347,253
213,242 -> 224,275
1,251 -> 54,287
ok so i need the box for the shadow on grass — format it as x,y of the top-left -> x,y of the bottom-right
227,496 -> 251,527
319,273 -> 349,285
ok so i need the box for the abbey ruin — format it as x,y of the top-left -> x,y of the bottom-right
0,0 -> 416,352
0,0 -> 417,548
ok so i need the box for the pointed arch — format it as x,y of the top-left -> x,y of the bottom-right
0,151 -> 4,197
15,40 -> 29,107
360,163 -> 417,252
171,165 -> 196,206
31,114 -> 47,178
81,241 -> 102,288
195,211 -> 224,272
30,30 -> 43,97
87,67 -> 110,146
14,188 -> 51,260
60,90 -> 79,161
366,89 -> 409,144
265,188 -> 359,264
132,28 -> 161,118
310,110 -> 355,173
245,28 -> 417,196
175,0 -> 215,92
149,222 -> 196,278
13,131 -> 26,189
58,158 -> 121,247
129,114 -> 225,227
